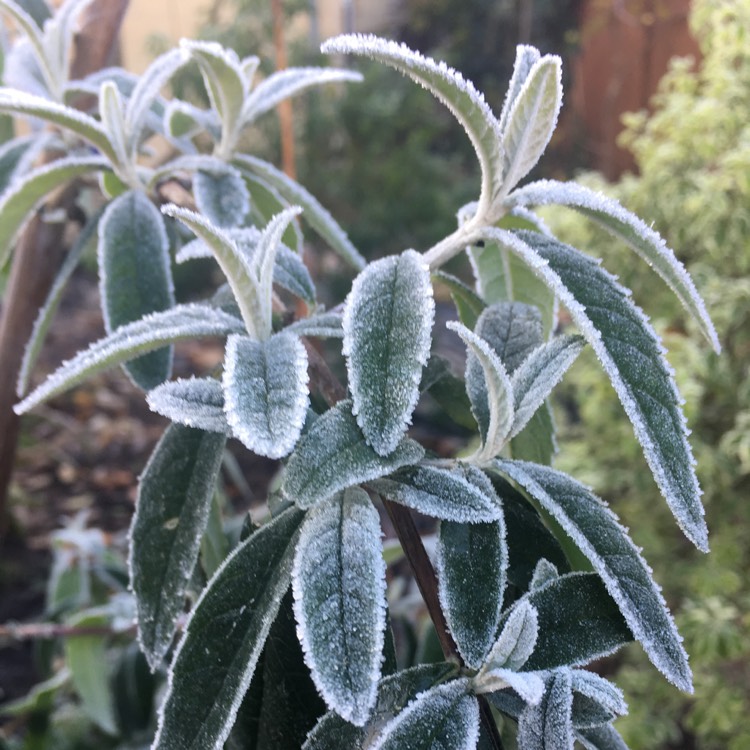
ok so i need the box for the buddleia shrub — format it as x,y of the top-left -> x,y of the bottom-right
0,1 -> 721,746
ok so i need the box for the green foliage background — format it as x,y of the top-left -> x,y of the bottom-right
544,2 -> 750,746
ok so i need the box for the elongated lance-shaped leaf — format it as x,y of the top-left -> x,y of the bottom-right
181,40 -> 247,157
322,34 -> 503,220
0,134 -> 41,195
14,304 -> 245,415
483,599 -> 538,673
17,208 -> 103,396
147,377 -> 228,434
0,88 -> 117,161
447,320 -> 514,460
570,670 -> 627,729
370,463 -> 503,523
303,663 -> 459,750
498,45 -> 541,134
473,302 -> 544,375
283,400 -> 424,509
436,517 -> 507,667
370,678 -> 479,750
234,153 -> 365,270
285,312 -> 343,339
99,190 -> 175,390
483,227 -> 708,551
518,669 -> 574,750
129,424 -> 226,669
495,460 -> 692,692
510,334 -> 585,437
344,250 -> 434,456
507,178 -> 721,352
0,0 -> 56,96
99,81 -> 129,169
42,0 -> 94,92
576,724 -> 630,750
292,488 -> 386,726
161,204 -> 262,338
193,164 -> 250,228
433,270 -> 486,331
0,155 -> 109,269
124,47 -> 188,154
223,332 -> 309,459
242,66 -> 363,123
498,55 -> 562,199
152,506 -> 305,750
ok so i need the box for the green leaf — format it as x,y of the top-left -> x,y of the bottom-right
14,304 -> 244,414
433,270 -> 486,330
437,517 -> 507,667
129,425 -> 226,669
285,311 -> 342,339
507,178 -> 720,352
322,34 -> 503,221
0,134 -> 37,194
17,207 -> 103,396
517,669 -> 574,750
447,320 -> 514,460
293,488 -> 386,726
0,669 -> 69,717
499,55 -> 562,198
483,600 -> 539,673
419,355 -> 477,430
494,460 -> 692,692
344,250 -> 434,455
99,80 -> 128,168
200,490 -> 228,580
147,377 -> 229,434
0,154 -> 109,269
486,228 -> 708,551
570,670 -> 627,729
498,45 -> 541,133
234,154 -> 365,270
576,724 -> 630,750
303,663 -> 458,750
194,164 -> 250,228
223,332 -> 309,459
64,610 -> 117,735
0,88 -> 117,160
112,641 -> 157,737
99,190 -> 175,390
504,573 -> 632,671
510,334 -> 585,437
283,400 -> 424,510
370,463 -> 503,523
370,678 -> 480,750
509,402 -> 556,465
473,301 -> 544,374
153,506 -> 305,750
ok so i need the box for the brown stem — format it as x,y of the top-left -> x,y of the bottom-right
0,621 -> 137,642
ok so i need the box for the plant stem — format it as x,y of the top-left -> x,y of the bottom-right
0,621 -> 137,642
423,219 -> 481,270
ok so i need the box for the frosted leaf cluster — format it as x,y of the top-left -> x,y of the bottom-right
146,377 -> 229,434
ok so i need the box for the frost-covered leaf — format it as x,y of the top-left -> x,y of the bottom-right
293,488 -> 386,726
223,332 -> 309,459
99,81 -> 128,167
129,424 -> 226,669
17,208 -> 102,396
498,45 -> 541,134
474,302 -> 544,374
495,460 -> 692,692
323,34 -> 503,220
234,153 -> 365,270
479,669 -> 545,706
344,250 -> 434,455
507,178 -> 720,352
152,506 -> 304,750
510,403 -> 556,465
14,304 -> 244,414
193,164 -> 250,228
447,320 -> 513,459
285,311 -> 342,339
0,155 -> 109,269
147,377 -> 228,434
484,228 -> 708,551
570,670 -> 627,729
242,66 -> 363,122
164,99 -> 219,140
99,190 -> 175,390
485,600 -> 538,672
0,88 -> 117,160
433,270 -> 486,331
303,663 -> 458,750
283,400 -> 424,509
576,724 -> 630,750
436,517 -> 507,667
370,463 -> 502,523
498,55 -> 562,198
0,134 -> 38,195
518,669 -> 574,750
370,678 -> 479,750
504,573 -> 631,671
42,0 -> 94,92
419,355 -> 477,430
243,172 -> 304,251
510,335 -> 585,437
529,559 -> 559,591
